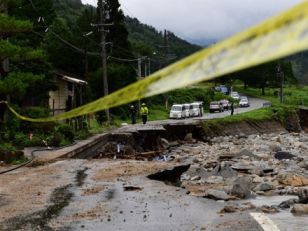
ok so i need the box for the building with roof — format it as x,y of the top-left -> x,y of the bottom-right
49,72 -> 87,116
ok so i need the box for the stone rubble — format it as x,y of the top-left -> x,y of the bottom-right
161,131 -> 308,214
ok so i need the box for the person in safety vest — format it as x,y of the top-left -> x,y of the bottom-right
140,103 -> 149,124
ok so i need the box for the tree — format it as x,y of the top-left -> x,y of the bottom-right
103,0 -> 132,58
0,0 -> 56,127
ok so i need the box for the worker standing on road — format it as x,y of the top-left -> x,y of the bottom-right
130,105 -> 137,124
140,103 -> 149,124
230,102 -> 234,115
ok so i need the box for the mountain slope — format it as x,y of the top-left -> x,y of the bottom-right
125,16 -> 201,61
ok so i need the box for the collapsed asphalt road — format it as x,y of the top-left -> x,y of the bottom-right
1,130 -> 307,230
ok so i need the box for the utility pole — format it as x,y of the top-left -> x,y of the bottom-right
137,57 -> 142,110
277,62 -> 284,104
163,30 -> 170,110
92,0 -> 113,122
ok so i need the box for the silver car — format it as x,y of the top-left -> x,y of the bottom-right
209,101 -> 223,113
219,99 -> 230,110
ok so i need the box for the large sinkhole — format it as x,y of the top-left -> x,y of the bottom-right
147,164 -> 190,187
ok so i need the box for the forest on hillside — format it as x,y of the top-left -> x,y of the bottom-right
0,0 -> 203,155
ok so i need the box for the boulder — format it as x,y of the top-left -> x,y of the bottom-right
231,177 -> 253,199
278,199 -> 298,209
298,188 -> 308,204
184,133 -> 193,142
252,175 -> 264,183
191,175 -> 201,181
274,151 -> 296,160
291,204 -> 308,214
204,176 -> 224,184
205,189 -> 230,201
277,174 -> 308,187
238,149 -> 259,159
212,162 -> 237,178
298,161 -> 308,169
159,138 -> 170,149
269,144 -> 282,152
258,205 -> 279,213
254,182 -> 274,192
220,205 -> 238,213
299,137 -> 308,142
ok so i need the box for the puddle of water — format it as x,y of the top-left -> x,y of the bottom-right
147,165 -> 190,187
76,168 -> 88,187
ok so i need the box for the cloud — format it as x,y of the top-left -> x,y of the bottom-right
81,0 -> 302,44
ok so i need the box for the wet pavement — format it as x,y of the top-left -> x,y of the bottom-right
66,174 -> 264,231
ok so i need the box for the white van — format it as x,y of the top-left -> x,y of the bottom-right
190,102 -> 203,117
183,104 -> 190,118
169,104 -> 185,119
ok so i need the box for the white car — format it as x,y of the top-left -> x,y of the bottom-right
169,104 -> 185,119
230,91 -> 240,100
190,102 -> 203,117
239,98 -> 250,107
183,103 -> 191,118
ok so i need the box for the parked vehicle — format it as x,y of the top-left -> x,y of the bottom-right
214,85 -> 230,95
209,101 -> 223,113
190,102 -> 204,117
219,99 -> 230,110
183,104 -> 191,118
219,85 -> 229,95
230,91 -> 240,100
169,104 -> 185,119
239,98 -> 250,107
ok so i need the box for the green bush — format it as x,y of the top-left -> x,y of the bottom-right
21,107 -> 50,118
19,106 -> 56,134
0,143 -> 26,164
75,129 -> 90,140
13,132 -> 43,148
55,124 -> 74,142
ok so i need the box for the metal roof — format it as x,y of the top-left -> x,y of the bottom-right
60,75 -> 87,85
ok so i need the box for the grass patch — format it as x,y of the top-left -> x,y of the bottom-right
236,86 -> 308,107
202,105 -> 297,134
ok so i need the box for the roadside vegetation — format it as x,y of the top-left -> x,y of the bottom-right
202,104 -> 298,134
236,85 -> 308,107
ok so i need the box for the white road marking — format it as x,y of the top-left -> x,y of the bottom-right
250,212 -> 280,231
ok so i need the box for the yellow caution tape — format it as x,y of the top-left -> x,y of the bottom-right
1,1 -> 308,122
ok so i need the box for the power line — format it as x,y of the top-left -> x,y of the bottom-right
108,56 -> 139,62
27,0 -> 142,66
120,2 -> 135,18
49,30 -> 100,56
26,0 -> 101,56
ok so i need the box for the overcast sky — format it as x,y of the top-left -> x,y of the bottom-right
81,0 -> 302,45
